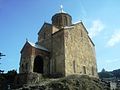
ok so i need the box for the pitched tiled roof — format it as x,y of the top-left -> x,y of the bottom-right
27,41 -> 49,52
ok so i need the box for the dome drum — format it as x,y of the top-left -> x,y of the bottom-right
52,13 -> 72,29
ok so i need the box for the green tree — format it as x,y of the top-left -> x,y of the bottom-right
98,68 -> 113,78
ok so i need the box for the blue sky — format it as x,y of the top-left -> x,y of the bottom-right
0,0 -> 120,72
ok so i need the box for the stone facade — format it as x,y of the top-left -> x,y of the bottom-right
19,8 -> 98,78
64,23 -> 97,77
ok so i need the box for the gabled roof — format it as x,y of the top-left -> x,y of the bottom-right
88,36 -> 95,46
20,41 -> 49,53
72,21 -> 95,46
27,41 -> 49,51
73,21 -> 88,34
63,26 -> 74,29
38,22 -> 52,35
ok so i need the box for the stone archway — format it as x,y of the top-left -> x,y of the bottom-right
33,55 -> 43,73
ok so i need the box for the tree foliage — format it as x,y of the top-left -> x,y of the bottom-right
98,68 -> 120,79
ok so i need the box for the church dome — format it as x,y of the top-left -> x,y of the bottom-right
51,5 -> 72,29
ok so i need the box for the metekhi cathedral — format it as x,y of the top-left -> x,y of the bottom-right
19,6 -> 98,77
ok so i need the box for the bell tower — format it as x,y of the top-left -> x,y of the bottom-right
51,5 -> 72,29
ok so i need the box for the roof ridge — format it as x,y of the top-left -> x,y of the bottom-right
27,41 -> 49,52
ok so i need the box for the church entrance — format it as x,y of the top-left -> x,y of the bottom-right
33,56 -> 43,73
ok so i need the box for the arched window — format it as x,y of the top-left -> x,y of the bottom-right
92,66 -> 94,75
81,30 -> 83,37
43,32 -> 46,39
54,59 -> 56,72
64,16 -> 67,26
57,17 -> 61,27
21,64 -> 24,72
83,66 -> 86,74
26,63 -> 28,70
73,60 -> 76,73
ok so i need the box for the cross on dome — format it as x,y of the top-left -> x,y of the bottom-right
60,5 -> 63,12
60,5 -> 66,13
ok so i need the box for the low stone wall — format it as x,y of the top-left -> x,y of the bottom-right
13,73 -> 43,89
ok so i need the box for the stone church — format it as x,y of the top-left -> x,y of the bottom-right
19,7 -> 98,77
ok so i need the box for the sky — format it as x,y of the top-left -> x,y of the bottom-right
0,0 -> 120,73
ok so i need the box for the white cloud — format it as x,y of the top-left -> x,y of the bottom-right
106,30 -> 120,47
89,20 -> 105,38
105,58 -> 120,63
